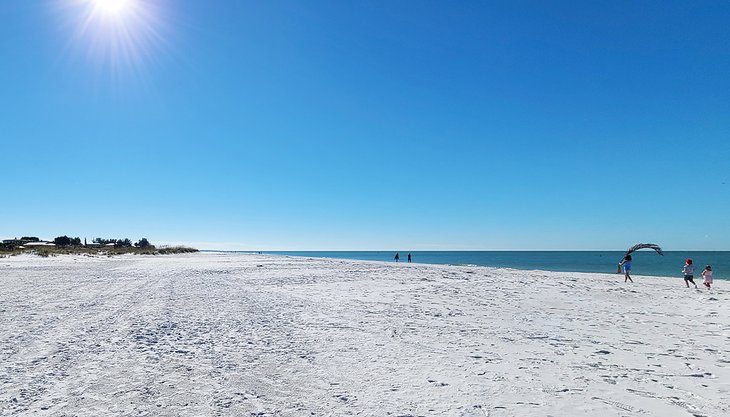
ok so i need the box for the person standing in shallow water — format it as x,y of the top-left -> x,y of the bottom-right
394,252 -> 400,262
407,253 -> 412,263
683,259 -> 698,288
619,255 -> 633,282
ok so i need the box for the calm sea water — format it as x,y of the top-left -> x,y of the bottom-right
261,251 -> 730,280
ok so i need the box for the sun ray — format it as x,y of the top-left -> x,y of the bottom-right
94,0 -> 132,15
53,0 -> 171,88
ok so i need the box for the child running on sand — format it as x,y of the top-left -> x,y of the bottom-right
619,255 -> 633,283
702,265 -> 713,289
682,259 -> 698,288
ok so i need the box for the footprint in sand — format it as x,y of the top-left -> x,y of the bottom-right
592,396 -> 638,413
626,388 -> 660,399
459,405 -> 488,417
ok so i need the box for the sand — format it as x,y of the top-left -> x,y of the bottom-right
1,252 -> 728,416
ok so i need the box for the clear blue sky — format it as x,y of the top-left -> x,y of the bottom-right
1,0 -> 728,250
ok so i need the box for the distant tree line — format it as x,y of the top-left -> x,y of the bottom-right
50,236 -> 152,248
92,237 -> 152,248
53,236 -> 82,246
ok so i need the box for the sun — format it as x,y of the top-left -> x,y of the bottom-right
54,0 -> 169,82
93,0 -> 133,16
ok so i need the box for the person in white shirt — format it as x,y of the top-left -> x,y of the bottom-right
702,265 -> 713,289
682,258 -> 697,288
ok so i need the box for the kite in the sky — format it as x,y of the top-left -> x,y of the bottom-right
624,243 -> 664,257
617,243 -> 664,274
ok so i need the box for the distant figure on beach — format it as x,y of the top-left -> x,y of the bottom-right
619,255 -> 633,282
702,265 -> 713,289
682,259 -> 697,288
407,253 -> 412,263
394,252 -> 400,262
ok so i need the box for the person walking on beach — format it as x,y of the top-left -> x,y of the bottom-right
702,265 -> 713,289
394,252 -> 400,262
407,253 -> 412,263
682,258 -> 698,288
619,255 -> 633,282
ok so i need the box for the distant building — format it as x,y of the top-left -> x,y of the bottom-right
2,237 -> 51,249
3,237 -> 44,245
25,242 -> 56,247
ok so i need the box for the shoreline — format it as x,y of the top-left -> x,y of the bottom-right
203,250 -> 729,281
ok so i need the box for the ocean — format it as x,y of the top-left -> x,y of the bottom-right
261,251 -> 730,280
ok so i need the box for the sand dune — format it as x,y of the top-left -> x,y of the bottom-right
1,253 -> 728,416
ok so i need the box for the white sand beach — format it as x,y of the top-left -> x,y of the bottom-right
1,252 -> 728,416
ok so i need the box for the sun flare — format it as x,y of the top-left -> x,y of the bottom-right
55,0 -> 169,81
94,0 -> 132,15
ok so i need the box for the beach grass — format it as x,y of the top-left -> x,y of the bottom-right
0,245 -> 198,257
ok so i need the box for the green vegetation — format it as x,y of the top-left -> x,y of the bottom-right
156,246 -> 199,255
0,235 -> 198,257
